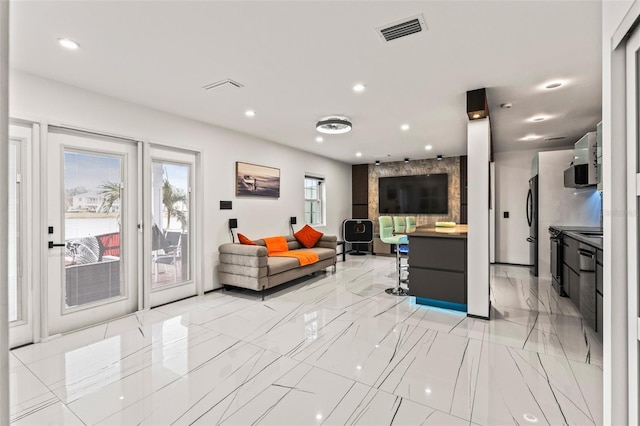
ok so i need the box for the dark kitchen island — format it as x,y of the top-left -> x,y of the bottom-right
408,225 -> 468,312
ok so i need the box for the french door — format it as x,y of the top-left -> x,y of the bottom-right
45,127 -> 140,335
148,146 -> 197,307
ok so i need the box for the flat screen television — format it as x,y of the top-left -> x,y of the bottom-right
378,174 -> 448,214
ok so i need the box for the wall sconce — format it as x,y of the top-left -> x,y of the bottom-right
375,160 -> 380,166
437,155 -> 443,161
229,218 -> 238,242
404,158 -> 409,164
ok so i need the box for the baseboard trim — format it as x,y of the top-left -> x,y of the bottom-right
493,262 -> 532,267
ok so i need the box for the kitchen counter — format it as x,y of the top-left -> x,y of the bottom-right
412,224 -> 468,239
549,225 -> 602,250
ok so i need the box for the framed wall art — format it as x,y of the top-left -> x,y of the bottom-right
236,161 -> 280,197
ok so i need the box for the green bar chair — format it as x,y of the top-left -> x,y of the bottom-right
379,216 -> 409,296
393,216 -> 406,234
405,216 -> 417,233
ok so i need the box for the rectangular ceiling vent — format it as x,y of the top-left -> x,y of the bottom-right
377,14 -> 427,42
202,78 -> 244,91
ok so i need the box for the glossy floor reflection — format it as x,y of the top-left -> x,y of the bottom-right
9,259 -> 602,425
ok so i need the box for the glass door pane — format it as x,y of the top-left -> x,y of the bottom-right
64,150 -> 123,307
151,160 -> 190,288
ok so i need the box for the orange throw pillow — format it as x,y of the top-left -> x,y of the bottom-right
263,236 -> 289,255
238,233 -> 256,245
294,225 -> 323,248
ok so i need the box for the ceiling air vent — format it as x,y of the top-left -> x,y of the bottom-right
544,136 -> 567,142
202,78 -> 244,91
377,14 -> 427,42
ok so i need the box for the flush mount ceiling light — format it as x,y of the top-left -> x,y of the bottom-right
353,83 -> 366,93
316,117 -> 352,134
58,37 -> 79,50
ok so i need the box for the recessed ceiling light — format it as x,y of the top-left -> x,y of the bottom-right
500,103 -> 513,109
356,152 -> 362,157
315,136 -> 323,143
316,414 -> 323,421
530,115 -> 547,122
523,413 -> 538,423
245,110 -> 256,117
58,38 -> 79,50
521,135 -> 540,141
425,145 -> 433,150
400,124 -> 410,131
542,80 -> 566,90
353,83 -> 366,93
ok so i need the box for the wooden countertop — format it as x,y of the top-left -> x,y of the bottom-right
409,225 -> 468,239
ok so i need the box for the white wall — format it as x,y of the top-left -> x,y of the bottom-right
9,71 -> 352,291
494,149 -> 540,265
495,148 -> 602,272
467,118 -> 490,318
537,149 -> 602,274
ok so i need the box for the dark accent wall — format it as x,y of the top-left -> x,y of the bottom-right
460,155 -> 468,224
352,164 -> 369,218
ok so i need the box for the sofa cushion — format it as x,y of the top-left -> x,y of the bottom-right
300,247 -> 335,262
267,256 -> 301,275
294,225 -> 323,248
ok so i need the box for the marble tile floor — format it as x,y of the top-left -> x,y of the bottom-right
9,257 -> 602,425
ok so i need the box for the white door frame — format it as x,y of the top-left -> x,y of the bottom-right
609,3 -> 640,424
8,121 -> 40,348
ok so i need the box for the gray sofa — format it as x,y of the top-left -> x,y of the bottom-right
218,235 -> 337,299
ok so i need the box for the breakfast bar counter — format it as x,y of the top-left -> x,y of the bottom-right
408,225 -> 468,311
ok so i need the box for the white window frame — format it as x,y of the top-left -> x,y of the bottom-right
304,175 -> 325,226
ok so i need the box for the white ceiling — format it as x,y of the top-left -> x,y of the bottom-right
9,1 -> 602,164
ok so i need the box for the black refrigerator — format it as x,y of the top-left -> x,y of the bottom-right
526,175 -> 539,276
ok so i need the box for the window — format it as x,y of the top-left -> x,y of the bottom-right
304,176 -> 325,225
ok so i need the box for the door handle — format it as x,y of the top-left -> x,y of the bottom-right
48,241 -> 66,249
